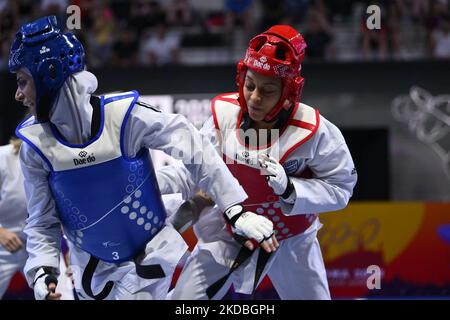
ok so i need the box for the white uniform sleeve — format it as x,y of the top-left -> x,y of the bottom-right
156,162 -> 196,199
155,116 -> 222,199
199,116 -> 221,154
123,106 -> 247,211
20,143 -> 61,286
286,116 -> 357,215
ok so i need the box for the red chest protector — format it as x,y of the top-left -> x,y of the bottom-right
212,93 -> 320,241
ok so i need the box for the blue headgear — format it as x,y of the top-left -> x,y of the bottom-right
9,16 -> 85,121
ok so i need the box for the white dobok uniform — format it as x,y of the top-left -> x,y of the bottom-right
171,93 -> 357,300
19,73 -> 246,300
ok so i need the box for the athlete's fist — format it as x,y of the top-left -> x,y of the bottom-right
33,267 -> 61,300
224,204 -> 277,252
259,154 -> 295,203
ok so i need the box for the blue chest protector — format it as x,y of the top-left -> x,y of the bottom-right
17,91 -> 167,263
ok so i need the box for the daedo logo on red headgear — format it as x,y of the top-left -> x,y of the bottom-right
252,55 -> 270,71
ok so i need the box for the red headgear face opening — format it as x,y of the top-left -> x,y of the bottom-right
236,25 -> 307,122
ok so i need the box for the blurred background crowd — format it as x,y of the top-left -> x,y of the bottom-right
0,0 -> 449,70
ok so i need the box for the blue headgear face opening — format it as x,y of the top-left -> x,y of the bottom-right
9,16 -> 85,121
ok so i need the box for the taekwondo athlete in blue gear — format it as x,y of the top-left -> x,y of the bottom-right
10,16 -> 275,300
18,92 -> 169,265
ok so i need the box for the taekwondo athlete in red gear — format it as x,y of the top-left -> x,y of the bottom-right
171,25 -> 357,300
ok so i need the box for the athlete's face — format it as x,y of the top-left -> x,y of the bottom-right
15,69 -> 36,117
243,69 -> 282,122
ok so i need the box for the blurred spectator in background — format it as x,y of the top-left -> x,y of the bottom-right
140,21 -> 181,66
285,0 -> 311,25
71,0 -> 98,30
303,5 -> 335,61
410,0 -> 430,21
109,0 -> 131,25
403,0 -> 430,22
40,0 -> 68,26
129,0 -> 166,39
360,0 -> 389,60
425,0 -> 449,56
259,0 -> 286,33
0,1 -> 17,36
324,0 -> 353,23
387,1 -> 403,60
430,14 -> 450,59
111,27 -> 139,67
0,138 -> 28,299
15,0 -> 39,24
224,0 -> 254,43
0,1 -> 16,71
85,2 -> 115,68
0,1 -> 14,70
0,35 -> 11,71
311,0 -> 331,23
166,0 -> 193,27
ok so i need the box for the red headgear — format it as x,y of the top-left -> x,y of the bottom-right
236,25 -> 307,122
